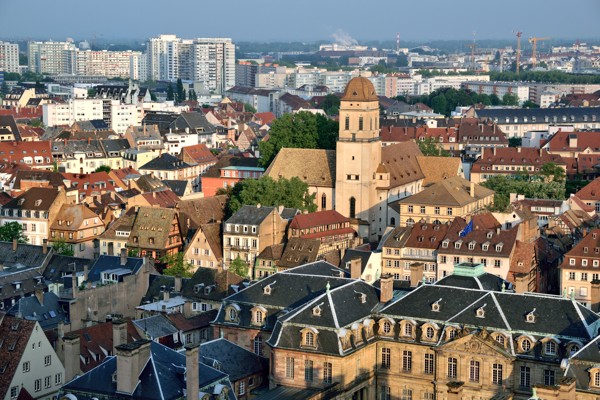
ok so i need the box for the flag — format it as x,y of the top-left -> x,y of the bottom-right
460,219 -> 473,237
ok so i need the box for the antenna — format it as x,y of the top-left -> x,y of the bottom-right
396,32 -> 400,54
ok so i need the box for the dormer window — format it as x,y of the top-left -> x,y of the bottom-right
545,340 -> 557,355
357,292 -> 367,304
305,331 -> 314,346
482,242 -> 490,251
495,243 -> 503,252
301,327 -> 319,348
442,240 -> 449,248
251,306 -> 266,325
226,304 -> 241,322
312,305 -> 322,316
381,320 -> 392,335
476,304 -> 486,318
432,298 -> 442,312
425,326 -> 435,339
35,200 -> 42,207
263,282 -> 275,295
521,338 -> 532,352
526,309 -> 536,323
468,241 -> 476,250
455,241 -> 462,249
495,334 -> 505,346
487,232 -> 493,239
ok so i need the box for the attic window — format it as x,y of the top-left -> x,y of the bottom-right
312,305 -> 322,316
454,241 -> 462,249
357,292 -> 367,304
442,240 -> 449,248
495,244 -> 503,252
526,309 -> 536,323
468,242 -> 476,250
487,232 -> 493,239
482,243 -> 489,251
431,298 -> 442,312
476,304 -> 486,318
263,282 -> 275,295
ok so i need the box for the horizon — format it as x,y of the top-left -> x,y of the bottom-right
1,0 -> 599,43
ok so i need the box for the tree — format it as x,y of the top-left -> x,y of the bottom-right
94,165 -> 111,173
489,93 -> 501,106
87,88 -> 97,98
315,113 -> 338,150
0,222 -> 28,243
508,137 -> 522,147
51,238 -> 74,256
539,162 -> 566,183
522,100 -> 539,109
502,93 -> 520,106
229,256 -> 249,278
161,253 -> 194,278
176,78 -> 185,103
166,84 -> 174,101
244,103 -> 256,113
226,176 -> 317,216
482,175 -> 566,212
0,81 -> 9,97
417,137 -> 451,157
430,94 -> 447,115
321,94 -> 340,116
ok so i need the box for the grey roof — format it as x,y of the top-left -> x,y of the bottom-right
62,341 -> 234,400
73,119 -> 109,131
169,112 -> 216,135
162,180 -> 188,197
42,254 -> 93,284
133,314 -> 178,339
87,255 -> 145,283
139,153 -> 194,171
7,291 -> 67,330
476,107 -> 600,125
0,115 -> 21,141
340,249 -> 372,273
100,138 -> 131,155
0,266 -> 46,307
225,205 -> 276,225
200,338 -> 268,381
0,242 -> 50,270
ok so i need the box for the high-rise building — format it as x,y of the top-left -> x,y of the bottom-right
28,41 -> 77,75
72,50 -> 144,80
0,41 -> 19,73
147,35 -> 235,93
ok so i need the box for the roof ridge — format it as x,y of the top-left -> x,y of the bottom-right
447,292 -> 490,322
149,355 -> 165,400
327,287 -> 340,329
490,292 -> 512,331
572,301 -> 593,339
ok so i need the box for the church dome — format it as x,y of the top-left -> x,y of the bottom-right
342,77 -> 378,102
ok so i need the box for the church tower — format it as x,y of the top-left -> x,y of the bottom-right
335,77 -> 381,240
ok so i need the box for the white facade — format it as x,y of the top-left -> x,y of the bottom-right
72,50 -> 143,79
417,75 -> 490,96
4,321 -> 65,400
462,81 -> 530,104
28,41 -> 77,75
164,132 -> 199,155
0,41 -> 19,73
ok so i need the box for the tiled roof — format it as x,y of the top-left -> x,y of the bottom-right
0,141 -> 52,165
264,148 -> 335,187
546,130 -> 600,152
140,189 -> 180,208
397,176 -> 494,207
61,171 -> 117,197
202,155 -> 261,178
438,226 -> 519,258
379,141 -> 425,188
560,228 -> 600,270
0,316 -> 37,400
278,238 -> 320,268
3,187 -> 61,211
416,156 -> 462,186
128,207 -> 179,250
50,204 -> 102,231
473,147 -> 565,172
289,210 -> 349,230
403,222 -> 451,249
576,177 -> 600,201
176,196 -> 227,236
181,144 -> 217,164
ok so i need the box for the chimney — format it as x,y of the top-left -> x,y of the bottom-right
470,182 -> 475,198
185,344 -> 200,400
116,340 -> 152,395
120,247 -> 128,266
83,265 -> 89,282
513,273 -> 529,294
409,263 -> 424,288
350,258 -> 362,280
12,238 -> 17,251
62,333 -> 81,382
42,239 -> 48,254
492,147 -> 496,156
35,288 -> 44,306
71,272 -> 78,296
379,274 -> 393,303
591,280 -> 600,312
112,319 -> 128,352
163,290 -> 170,302
152,191 -> 156,199
174,276 -> 182,292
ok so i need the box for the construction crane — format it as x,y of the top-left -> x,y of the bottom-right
528,36 -> 550,69
513,31 -> 522,74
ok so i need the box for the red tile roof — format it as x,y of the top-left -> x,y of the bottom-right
576,177 -> 600,201
560,228 -> 600,270
289,210 -> 350,230
473,147 -> 566,171
0,106 -> 43,120
254,112 -> 276,125
61,171 -> 117,197
181,143 -> 218,165
546,130 -> 600,152
140,189 -> 180,208
0,316 -> 37,400
0,141 -> 53,166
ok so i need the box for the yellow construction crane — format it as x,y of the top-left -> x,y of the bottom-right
513,31 -> 522,74
529,36 -> 550,69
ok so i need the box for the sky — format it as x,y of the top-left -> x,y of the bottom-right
1,0 -> 599,43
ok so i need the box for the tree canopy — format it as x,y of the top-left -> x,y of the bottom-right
51,238 -> 74,256
223,176 -> 317,217
320,94 -> 340,116
229,256 -> 249,278
417,137 -> 451,157
161,252 -> 194,278
0,222 -> 28,243
94,165 -> 111,173
258,111 -> 338,167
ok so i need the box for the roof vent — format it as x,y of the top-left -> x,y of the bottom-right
312,304 -> 322,316
432,298 -> 442,312
263,281 -> 275,295
476,304 -> 486,318
526,309 -> 536,323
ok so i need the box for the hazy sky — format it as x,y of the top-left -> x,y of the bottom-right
1,0 -> 599,43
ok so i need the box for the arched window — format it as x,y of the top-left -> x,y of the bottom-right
305,331 -> 314,346
426,326 -> 435,339
545,340 -> 556,355
321,193 -> 327,210
255,310 -> 264,324
228,308 -> 237,321
495,334 -> 505,346
382,321 -> 392,334
349,197 -> 356,219
390,217 -> 396,226
345,115 -> 350,130
404,323 -> 413,337
253,335 -> 263,356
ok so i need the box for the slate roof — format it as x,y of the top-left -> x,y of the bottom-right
62,341 -> 234,400
162,180 -> 189,197
0,241 -> 51,269
7,291 -> 68,330
0,316 -> 37,400
169,112 -> 216,134
396,176 -> 494,207
87,255 -> 145,283
139,153 -> 194,171
435,273 -> 511,292
133,314 -> 179,339
200,338 -> 268,381
265,148 -> 336,188
0,264 -> 47,307
476,107 -> 600,125
135,174 -> 167,192
225,205 -> 276,225
42,254 -> 92,284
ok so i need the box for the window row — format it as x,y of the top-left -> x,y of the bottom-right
285,357 -> 333,384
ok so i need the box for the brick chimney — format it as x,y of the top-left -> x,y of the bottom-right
120,247 -> 128,266
513,273 -> 529,293
63,333 -> 81,382
174,276 -> 182,293
42,239 -> 48,254
591,280 -> 600,312
350,258 -> 362,280
185,344 -> 200,400
116,340 -> 152,395
112,319 -> 128,352
12,238 -> 17,251
410,263 -> 424,288
379,274 -> 393,303
470,182 -> 475,198
35,288 -> 44,306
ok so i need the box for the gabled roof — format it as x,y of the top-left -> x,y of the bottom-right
576,177 -> 600,201
3,187 -> 61,211
42,254 -> 93,284
7,291 -> 67,330
181,144 -> 217,165
379,141 -> 425,188
133,314 -> 179,339
139,153 -> 194,171
225,205 -> 277,225
128,207 -> 180,250
200,338 -> 268,381
546,130 -> 600,152
50,204 -> 102,231
278,237 -> 320,268
0,316 -> 37,400
264,148 -> 336,187
169,112 -> 216,134
560,228 -> 600,270
416,156 -> 462,186
289,210 -> 349,231
176,195 -> 227,236
11,170 -> 66,190
162,180 -> 188,197
202,155 -> 261,178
